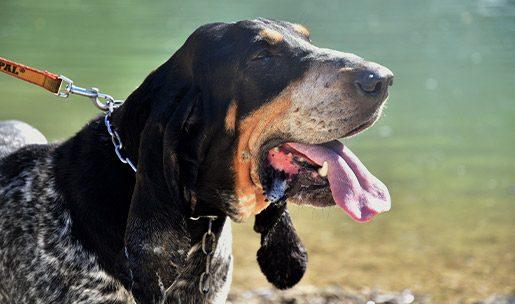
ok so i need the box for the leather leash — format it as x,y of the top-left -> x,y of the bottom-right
0,56 -> 62,94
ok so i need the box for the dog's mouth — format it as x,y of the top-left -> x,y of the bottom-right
260,136 -> 391,223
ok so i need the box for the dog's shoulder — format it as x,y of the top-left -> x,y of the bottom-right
0,119 -> 52,191
0,142 -> 54,186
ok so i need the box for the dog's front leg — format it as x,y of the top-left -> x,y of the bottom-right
124,211 -> 191,304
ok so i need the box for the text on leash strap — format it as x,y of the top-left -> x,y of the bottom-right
0,57 -> 62,94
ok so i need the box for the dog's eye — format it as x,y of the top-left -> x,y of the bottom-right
252,50 -> 273,61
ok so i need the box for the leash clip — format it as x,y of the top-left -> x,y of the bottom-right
56,75 -> 134,172
57,75 -> 123,111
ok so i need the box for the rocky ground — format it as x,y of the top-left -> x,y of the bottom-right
227,286 -> 514,304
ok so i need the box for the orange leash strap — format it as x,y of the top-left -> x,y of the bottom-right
0,56 -> 125,111
0,56 -> 62,94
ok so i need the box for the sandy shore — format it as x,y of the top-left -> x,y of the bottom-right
227,286 -> 514,304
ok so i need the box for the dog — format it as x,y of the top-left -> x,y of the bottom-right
0,18 -> 393,304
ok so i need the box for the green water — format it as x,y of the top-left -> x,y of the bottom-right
1,0 -> 514,301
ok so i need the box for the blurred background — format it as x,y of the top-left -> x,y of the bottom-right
1,0 -> 514,303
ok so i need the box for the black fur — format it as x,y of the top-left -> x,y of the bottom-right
255,201 -> 307,289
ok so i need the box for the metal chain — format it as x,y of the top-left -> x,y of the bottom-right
104,106 -> 137,172
192,216 -> 218,295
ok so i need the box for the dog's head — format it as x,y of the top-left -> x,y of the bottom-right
116,18 -> 393,295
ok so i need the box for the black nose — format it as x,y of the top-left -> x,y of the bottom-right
355,63 -> 394,96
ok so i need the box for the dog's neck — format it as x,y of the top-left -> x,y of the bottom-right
53,115 -> 136,275
52,115 -> 224,283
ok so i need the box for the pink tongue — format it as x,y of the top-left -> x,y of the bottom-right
287,141 -> 391,223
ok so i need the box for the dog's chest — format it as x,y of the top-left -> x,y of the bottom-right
0,155 -> 233,304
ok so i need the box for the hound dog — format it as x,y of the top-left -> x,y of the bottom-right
0,18 -> 393,304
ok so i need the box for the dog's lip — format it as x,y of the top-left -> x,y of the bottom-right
344,119 -> 374,138
343,105 -> 385,138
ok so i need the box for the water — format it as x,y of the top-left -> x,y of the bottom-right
1,0 -> 514,301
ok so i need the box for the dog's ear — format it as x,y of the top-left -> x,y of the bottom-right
254,202 -> 308,289
123,83 -> 202,304
113,54 -> 192,164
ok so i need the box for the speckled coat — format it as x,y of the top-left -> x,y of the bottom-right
0,144 -> 233,304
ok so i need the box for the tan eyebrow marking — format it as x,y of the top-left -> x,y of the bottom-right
292,23 -> 310,37
258,28 -> 284,45
225,100 -> 237,133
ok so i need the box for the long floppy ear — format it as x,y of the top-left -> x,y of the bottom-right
123,86 -> 202,304
254,201 -> 308,289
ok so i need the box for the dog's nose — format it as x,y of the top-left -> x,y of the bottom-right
355,63 -> 394,96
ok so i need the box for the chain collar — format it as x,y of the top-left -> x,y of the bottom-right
164,215 -> 219,299
194,215 -> 218,295
103,104 -> 137,172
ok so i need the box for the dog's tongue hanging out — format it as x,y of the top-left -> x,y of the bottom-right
285,141 -> 391,222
